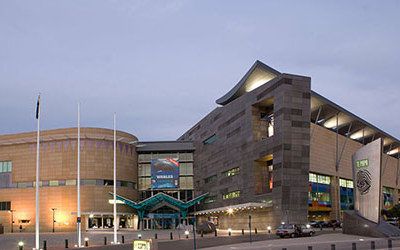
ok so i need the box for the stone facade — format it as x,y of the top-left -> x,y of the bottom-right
180,72 -> 311,229
0,128 -> 139,232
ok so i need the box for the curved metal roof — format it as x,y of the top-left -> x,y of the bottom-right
216,60 -> 281,105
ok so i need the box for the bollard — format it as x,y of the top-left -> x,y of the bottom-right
18,242 -> 24,250
228,230 -> 231,236
388,239 -> 393,249
186,234 -> 189,239
331,244 -> 335,250
122,235 -> 125,244
242,229 -> 244,235
371,241 -> 375,250
104,237 -> 107,245
255,228 -> 257,234
282,248 -> 287,250
43,240 -> 47,250
215,230 -> 217,237
201,231 -> 204,237
85,238 -> 89,247
170,232 -> 173,240
65,239 -> 69,249
352,242 -> 356,250
155,233 -> 158,239
308,246 -> 312,250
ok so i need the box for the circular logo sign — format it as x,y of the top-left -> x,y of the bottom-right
356,169 -> 372,195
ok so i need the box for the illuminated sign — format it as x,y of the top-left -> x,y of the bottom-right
352,138 -> 382,223
355,159 -> 369,168
133,240 -> 151,250
151,158 -> 179,189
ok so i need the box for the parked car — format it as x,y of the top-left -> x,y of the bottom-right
196,221 -> 216,234
295,224 -> 315,237
276,224 -> 296,238
309,221 -> 324,228
327,220 -> 341,228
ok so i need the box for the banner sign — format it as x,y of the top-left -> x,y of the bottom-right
151,158 -> 179,189
352,138 -> 382,223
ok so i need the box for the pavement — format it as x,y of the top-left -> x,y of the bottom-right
200,233 -> 400,250
1,228 -> 399,250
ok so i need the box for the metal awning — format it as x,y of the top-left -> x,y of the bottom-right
110,192 -> 208,219
194,202 -> 273,216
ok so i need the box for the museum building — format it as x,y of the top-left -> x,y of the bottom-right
179,60 -> 400,229
0,60 -> 399,233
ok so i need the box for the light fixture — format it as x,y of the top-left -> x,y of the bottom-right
306,224 -> 310,229
227,208 -> 234,214
89,214 -> 94,218
138,234 -> 142,239
267,226 -> 271,230
184,230 -> 190,235
281,222 -> 285,225
18,241 -> 24,246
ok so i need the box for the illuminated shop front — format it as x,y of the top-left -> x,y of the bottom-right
339,178 -> 354,210
383,187 -> 395,209
308,173 -> 331,221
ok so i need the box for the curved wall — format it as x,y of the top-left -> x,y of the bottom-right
0,128 -> 138,232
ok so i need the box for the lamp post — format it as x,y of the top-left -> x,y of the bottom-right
9,209 -> 15,233
51,208 -> 57,233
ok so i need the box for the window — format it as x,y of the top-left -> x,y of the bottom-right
179,176 -> 194,189
339,178 -> 353,188
180,163 -> 194,175
82,179 -> 97,185
261,113 -> 274,137
49,180 -> 59,186
103,180 -> 113,186
0,201 -> 11,210
17,182 -> 33,188
0,161 -> 12,173
204,175 -> 217,184
309,173 -> 330,184
223,190 -> 240,200
66,180 -> 76,186
203,134 -> 217,145
223,167 -> 240,177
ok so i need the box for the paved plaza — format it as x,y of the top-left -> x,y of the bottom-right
2,229 -> 400,250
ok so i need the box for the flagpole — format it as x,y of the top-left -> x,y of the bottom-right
35,94 -> 41,250
113,112 -> 118,244
77,103 -> 82,247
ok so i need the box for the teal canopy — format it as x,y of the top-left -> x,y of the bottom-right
109,192 -> 208,219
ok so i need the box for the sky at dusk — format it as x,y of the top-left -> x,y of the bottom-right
0,1 -> 399,140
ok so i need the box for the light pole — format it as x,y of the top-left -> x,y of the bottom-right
8,209 -> 15,233
51,208 -> 57,233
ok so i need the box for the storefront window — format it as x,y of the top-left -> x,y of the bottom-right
383,187 -> 394,209
339,178 -> 354,210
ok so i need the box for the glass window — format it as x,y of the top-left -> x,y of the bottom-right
223,167 -> 240,177
82,179 -> 97,185
0,201 -> 11,211
180,163 -> 193,175
309,173 -> 317,183
49,180 -> 59,186
0,161 -> 12,173
203,134 -> 218,145
66,180 -> 76,186
317,175 -> 330,185
179,177 -> 193,189
204,175 -> 217,184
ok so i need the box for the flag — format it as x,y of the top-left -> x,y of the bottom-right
35,95 -> 40,119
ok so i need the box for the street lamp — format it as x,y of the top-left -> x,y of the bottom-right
8,209 -> 15,233
51,208 -> 57,233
